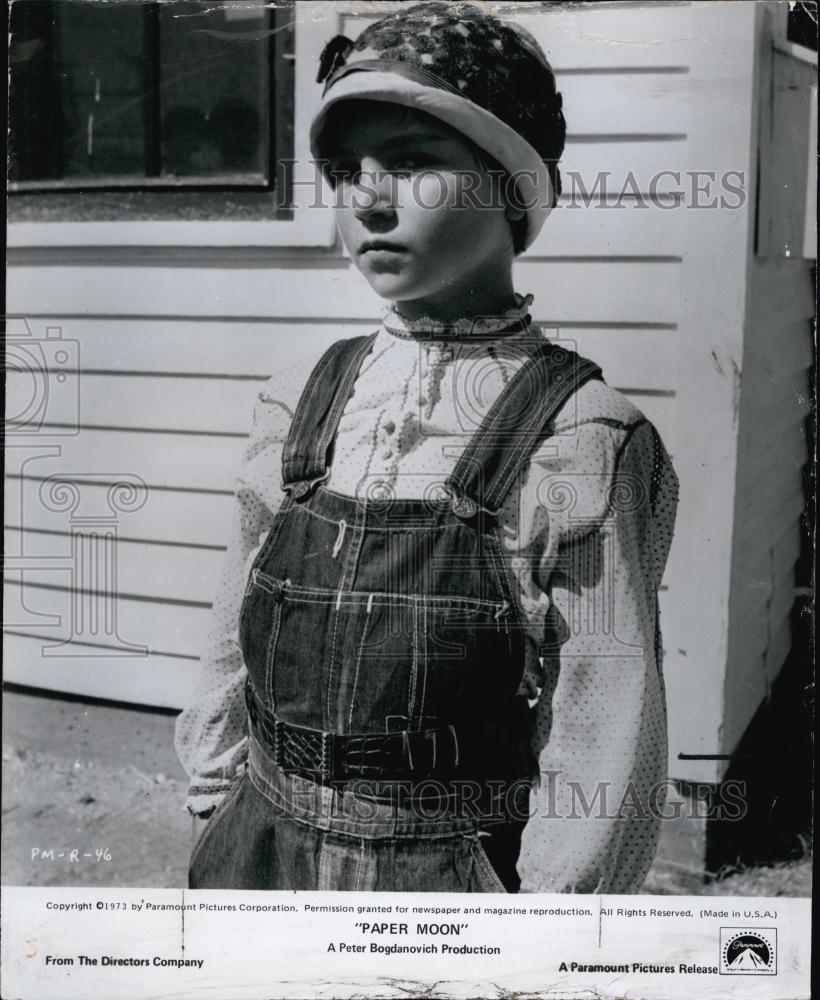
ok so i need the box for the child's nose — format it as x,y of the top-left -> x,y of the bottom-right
352,158 -> 397,220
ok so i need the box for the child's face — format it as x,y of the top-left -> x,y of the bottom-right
322,102 -> 516,316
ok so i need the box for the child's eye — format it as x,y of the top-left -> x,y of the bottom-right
388,155 -> 435,175
328,161 -> 360,186
326,154 -> 438,188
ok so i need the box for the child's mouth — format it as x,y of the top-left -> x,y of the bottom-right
359,240 -> 408,256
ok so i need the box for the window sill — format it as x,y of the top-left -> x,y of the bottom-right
8,190 -> 290,224
7,190 -> 335,248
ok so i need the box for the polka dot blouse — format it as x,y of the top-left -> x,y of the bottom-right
174,308 -> 679,893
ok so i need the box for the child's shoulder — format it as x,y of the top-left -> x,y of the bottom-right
541,371 -> 671,488
248,333 -> 373,447
244,340 -> 328,448
256,332 -> 376,400
529,369 -> 674,533
257,338 -> 342,406
552,371 -> 648,436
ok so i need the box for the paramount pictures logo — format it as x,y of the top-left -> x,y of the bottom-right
719,928 -> 777,975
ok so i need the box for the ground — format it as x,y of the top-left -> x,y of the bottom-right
2,689 -> 812,895
2,690 -> 190,887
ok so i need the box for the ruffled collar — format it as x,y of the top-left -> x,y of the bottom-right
382,293 -> 534,342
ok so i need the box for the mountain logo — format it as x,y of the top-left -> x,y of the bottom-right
720,928 -> 776,975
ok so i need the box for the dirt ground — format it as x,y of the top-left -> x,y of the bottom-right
2,689 -> 812,896
2,690 -> 191,888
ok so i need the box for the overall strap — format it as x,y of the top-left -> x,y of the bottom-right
281,332 -> 378,496
446,342 -> 603,516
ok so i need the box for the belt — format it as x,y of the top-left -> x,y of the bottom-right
245,680 -> 462,783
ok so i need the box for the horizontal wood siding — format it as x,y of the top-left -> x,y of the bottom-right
2,634 -> 198,710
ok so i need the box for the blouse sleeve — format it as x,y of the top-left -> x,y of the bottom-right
516,418 -> 678,892
173,370 -> 310,816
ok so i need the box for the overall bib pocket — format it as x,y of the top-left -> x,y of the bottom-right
239,568 -> 287,699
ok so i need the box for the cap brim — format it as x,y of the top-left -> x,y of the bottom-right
309,71 -> 552,249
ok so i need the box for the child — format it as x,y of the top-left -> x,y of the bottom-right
175,1 -> 678,894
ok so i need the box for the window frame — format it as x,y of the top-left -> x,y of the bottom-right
7,10 -> 338,249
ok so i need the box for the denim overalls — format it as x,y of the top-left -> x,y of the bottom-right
189,332 -> 601,892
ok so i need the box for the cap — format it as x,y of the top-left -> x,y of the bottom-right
309,1 -> 565,250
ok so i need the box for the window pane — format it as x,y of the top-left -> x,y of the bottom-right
159,1 -> 269,182
57,1 -> 150,181
273,3 -> 295,204
8,2 -> 62,182
9,0 -> 291,195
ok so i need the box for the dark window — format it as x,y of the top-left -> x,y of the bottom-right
787,1 -> 818,52
9,0 -> 294,203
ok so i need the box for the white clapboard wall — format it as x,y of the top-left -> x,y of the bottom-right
5,2 -> 814,784
719,28 -> 817,760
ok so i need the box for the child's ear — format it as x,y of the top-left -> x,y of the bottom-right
502,175 -> 526,222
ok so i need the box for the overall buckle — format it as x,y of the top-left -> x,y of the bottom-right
272,719 -> 285,769
281,471 -> 329,501
319,730 -> 335,782
450,493 -> 478,519
447,490 -> 502,520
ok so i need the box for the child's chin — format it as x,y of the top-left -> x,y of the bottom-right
362,274 -> 420,302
